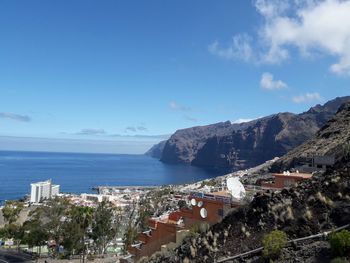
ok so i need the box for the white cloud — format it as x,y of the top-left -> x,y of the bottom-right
292,92 -> 322,103
208,34 -> 254,62
0,112 -> 31,122
211,0 -> 350,75
125,126 -> 137,132
169,101 -> 192,112
109,134 -> 170,140
183,115 -> 197,122
125,126 -> 148,132
231,116 -> 263,124
77,128 -> 106,135
231,118 -> 255,124
169,102 -> 198,122
260,72 -> 287,90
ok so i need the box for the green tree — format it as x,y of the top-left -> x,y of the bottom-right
262,230 -> 288,260
0,223 -> 24,250
68,206 -> 94,260
2,201 -> 24,224
61,219 -> 84,257
91,201 -> 120,255
22,218 -> 49,257
329,230 -> 350,257
30,197 -> 71,257
122,201 -> 139,254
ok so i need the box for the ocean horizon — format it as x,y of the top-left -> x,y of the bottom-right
0,150 -> 219,204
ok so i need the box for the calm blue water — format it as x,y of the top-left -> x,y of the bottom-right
0,151 -> 219,204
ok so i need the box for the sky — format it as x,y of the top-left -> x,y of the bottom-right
0,0 -> 349,154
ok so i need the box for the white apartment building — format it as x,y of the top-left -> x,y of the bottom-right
30,179 -> 60,203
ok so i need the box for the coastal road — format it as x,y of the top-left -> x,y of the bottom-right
0,249 -> 33,263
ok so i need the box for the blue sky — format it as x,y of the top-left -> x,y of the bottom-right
0,0 -> 349,154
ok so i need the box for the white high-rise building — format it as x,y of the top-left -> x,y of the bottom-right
30,179 -> 60,203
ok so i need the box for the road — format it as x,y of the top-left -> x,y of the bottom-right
0,249 -> 33,263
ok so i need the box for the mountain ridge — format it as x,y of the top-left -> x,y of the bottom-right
144,101 -> 350,263
148,96 -> 350,172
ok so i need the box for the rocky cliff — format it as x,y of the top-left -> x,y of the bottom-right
145,140 -> 167,159
154,96 -> 350,172
144,102 -> 350,263
272,101 -> 350,171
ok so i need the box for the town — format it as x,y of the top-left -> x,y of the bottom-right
0,154 -> 334,262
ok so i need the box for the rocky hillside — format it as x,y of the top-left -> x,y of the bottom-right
153,96 -> 350,172
144,102 -> 350,263
271,102 -> 350,172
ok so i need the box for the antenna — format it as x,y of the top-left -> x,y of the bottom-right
200,208 -> 207,219
226,177 -> 246,200
190,198 -> 197,206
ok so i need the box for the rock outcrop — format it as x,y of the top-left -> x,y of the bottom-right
154,96 -> 350,172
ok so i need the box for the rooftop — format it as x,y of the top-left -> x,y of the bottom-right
273,172 -> 313,179
31,180 -> 52,186
210,191 -> 231,198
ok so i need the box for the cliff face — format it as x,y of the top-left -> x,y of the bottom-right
145,102 -> 350,263
156,96 -> 350,172
272,101 -> 350,171
145,140 -> 167,159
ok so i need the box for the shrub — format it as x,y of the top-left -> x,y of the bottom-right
178,200 -> 187,210
343,141 -> 350,160
262,230 -> 288,260
329,230 -> 350,257
200,179 -> 217,188
330,258 -> 349,263
186,223 -> 209,239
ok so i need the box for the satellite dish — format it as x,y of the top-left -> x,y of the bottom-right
227,177 -> 246,200
200,208 -> 207,219
190,198 -> 197,206
197,201 -> 203,207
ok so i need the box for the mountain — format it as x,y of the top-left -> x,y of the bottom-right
145,140 -> 167,159
272,101 -> 350,171
144,102 -> 350,263
150,96 -> 350,172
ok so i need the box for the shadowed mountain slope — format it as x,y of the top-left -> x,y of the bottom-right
152,96 -> 350,172
144,102 -> 350,263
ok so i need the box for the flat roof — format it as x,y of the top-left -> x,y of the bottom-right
210,191 -> 231,197
31,180 -> 51,186
273,173 -> 312,179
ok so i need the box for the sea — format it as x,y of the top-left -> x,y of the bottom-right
0,151 -> 219,205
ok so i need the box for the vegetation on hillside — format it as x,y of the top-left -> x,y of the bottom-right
0,198 -> 121,259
